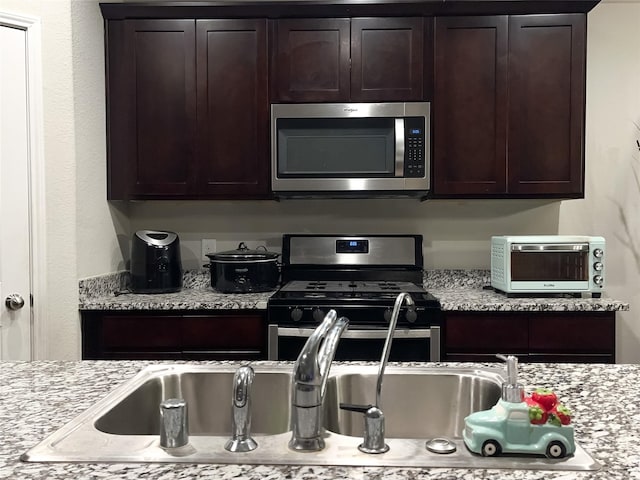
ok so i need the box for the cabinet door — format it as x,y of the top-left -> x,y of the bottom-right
109,20 -> 197,199
507,14 -> 585,196
196,19 -> 270,198
433,16 -> 508,195
271,18 -> 351,102
351,17 -> 425,102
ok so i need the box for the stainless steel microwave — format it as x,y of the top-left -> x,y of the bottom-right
491,235 -> 606,297
270,102 -> 430,198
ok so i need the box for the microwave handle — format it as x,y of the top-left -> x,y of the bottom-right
395,118 -> 405,176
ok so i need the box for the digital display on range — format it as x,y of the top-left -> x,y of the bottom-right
336,239 -> 369,254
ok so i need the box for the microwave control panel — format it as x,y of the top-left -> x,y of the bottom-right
404,117 -> 426,178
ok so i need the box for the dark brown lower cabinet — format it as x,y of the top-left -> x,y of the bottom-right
443,311 -> 616,363
81,311 -> 266,360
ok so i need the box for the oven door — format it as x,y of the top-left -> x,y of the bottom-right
268,326 -> 440,362
509,243 -> 590,291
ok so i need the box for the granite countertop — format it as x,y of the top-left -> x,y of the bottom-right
79,269 -> 630,312
2,360 -> 639,479
80,288 -> 276,311
430,287 -> 628,312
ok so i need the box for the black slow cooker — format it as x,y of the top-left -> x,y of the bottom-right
205,242 -> 280,293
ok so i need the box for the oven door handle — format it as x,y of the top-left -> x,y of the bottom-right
274,327 -> 433,339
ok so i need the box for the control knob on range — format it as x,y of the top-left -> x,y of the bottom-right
384,307 -> 417,323
290,307 -> 303,322
312,308 -> 326,323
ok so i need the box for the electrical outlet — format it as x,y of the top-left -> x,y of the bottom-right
202,239 -> 217,262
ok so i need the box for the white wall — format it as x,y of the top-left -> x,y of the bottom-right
71,0 -> 130,278
129,199 -> 561,270
559,0 -> 640,363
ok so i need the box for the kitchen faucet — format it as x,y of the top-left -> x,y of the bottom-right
289,309 -> 349,452
224,365 -> 257,452
340,292 -> 415,454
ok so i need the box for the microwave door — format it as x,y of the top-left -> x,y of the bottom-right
276,117 -> 397,177
509,243 -> 590,290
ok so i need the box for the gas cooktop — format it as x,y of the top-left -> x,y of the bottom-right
270,280 -> 439,307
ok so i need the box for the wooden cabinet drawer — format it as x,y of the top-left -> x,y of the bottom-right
101,315 -> 182,349
445,312 -> 528,352
182,315 -> 264,349
81,311 -> 267,360
443,311 -> 616,363
528,312 -> 615,353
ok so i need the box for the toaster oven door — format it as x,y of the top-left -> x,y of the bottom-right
510,243 -> 589,286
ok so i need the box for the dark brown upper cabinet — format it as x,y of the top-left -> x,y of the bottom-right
196,19 -> 270,198
106,18 -> 270,200
507,15 -> 585,196
271,17 -> 429,103
433,16 -> 508,195
433,14 -> 586,198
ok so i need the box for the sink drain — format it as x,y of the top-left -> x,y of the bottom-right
425,438 -> 457,454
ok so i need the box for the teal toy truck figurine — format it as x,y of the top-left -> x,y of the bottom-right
463,355 -> 576,459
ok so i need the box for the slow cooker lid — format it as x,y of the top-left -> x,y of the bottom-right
208,242 -> 279,261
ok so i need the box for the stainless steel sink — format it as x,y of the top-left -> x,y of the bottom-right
95,371 -> 292,436
22,363 -> 601,471
324,371 -> 501,439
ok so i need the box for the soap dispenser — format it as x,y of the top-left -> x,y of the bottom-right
497,353 -> 524,403
462,354 -> 576,459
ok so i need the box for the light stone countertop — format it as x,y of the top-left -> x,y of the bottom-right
78,270 -> 629,312
429,287 -> 628,312
1,360 -> 639,479
79,288 -> 276,311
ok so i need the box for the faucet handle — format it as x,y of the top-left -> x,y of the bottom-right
339,403 -> 373,413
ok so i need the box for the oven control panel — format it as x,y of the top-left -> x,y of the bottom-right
269,304 -> 434,327
335,239 -> 369,254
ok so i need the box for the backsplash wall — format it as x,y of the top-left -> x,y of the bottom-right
128,198 -> 565,270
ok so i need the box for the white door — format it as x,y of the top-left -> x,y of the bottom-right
0,24 -> 32,360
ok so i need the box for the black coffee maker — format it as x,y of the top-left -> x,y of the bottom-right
131,230 -> 183,293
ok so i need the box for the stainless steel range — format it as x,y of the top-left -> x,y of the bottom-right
267,235 -> 441,361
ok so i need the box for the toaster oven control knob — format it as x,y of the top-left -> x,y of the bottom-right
312,308 -> 325,323
594,248 -> 604,258
594,262 -> 603,271
405,307 -> 417,323
291,307 -> 303,322
593,275 -> 604,285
